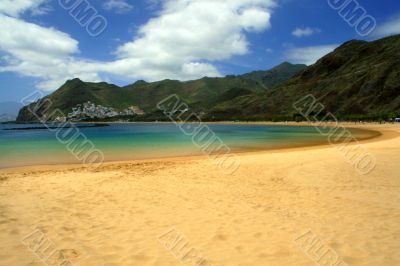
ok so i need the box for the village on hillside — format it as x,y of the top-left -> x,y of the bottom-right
66,101 -> 145,121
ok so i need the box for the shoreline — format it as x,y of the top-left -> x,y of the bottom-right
85,120 -> 400,127
0,123 -> 394,174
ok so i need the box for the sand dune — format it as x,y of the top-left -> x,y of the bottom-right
0,124 -> 399,266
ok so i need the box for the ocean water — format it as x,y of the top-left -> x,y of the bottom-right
0,123 -> 374,168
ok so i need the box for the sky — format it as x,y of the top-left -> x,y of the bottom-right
0,0 -> 399,102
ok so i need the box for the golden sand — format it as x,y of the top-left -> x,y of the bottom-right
0,123 -> 399,266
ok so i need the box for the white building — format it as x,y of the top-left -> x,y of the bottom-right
67,101 -> 145,121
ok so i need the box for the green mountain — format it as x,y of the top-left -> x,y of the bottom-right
17,34 -> 400,123
17,62 -> 306,122
240,62 -> 308,88
208,34 -> 400,121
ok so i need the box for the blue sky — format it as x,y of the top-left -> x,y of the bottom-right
0,0 -> 399,102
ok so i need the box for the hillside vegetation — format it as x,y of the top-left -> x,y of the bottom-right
17,63 -> 306,122
17,35 -> 400,122
208,35 -> 400,121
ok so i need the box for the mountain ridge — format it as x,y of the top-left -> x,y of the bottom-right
17,62 -> 306,122
206,34 -> 400,121
16,34 -> 400,122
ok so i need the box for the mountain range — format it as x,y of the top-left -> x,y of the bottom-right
0,102 -> 23,122
209,34 -> 400,121
17,62 -> 306,122
17,34 -> 400,122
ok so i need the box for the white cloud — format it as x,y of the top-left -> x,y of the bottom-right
0,14 -> 104,90
103,0 -> 133,14
373,14 -> 400,37
0,15 -> 79,63
146,0 -> 162,10
292,27 -> 320,38
284,44 -> 338,65
30,3 -> 53,16
0,0 -> 276,90
0,0 -> 48,17
111,0 -> 275,81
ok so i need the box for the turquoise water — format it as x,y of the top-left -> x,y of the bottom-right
0,123 -> 370,168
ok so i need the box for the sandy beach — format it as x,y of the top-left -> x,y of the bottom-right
0,123 -> 399,266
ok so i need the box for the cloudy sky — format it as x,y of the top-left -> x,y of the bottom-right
0,0 -> 399,102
